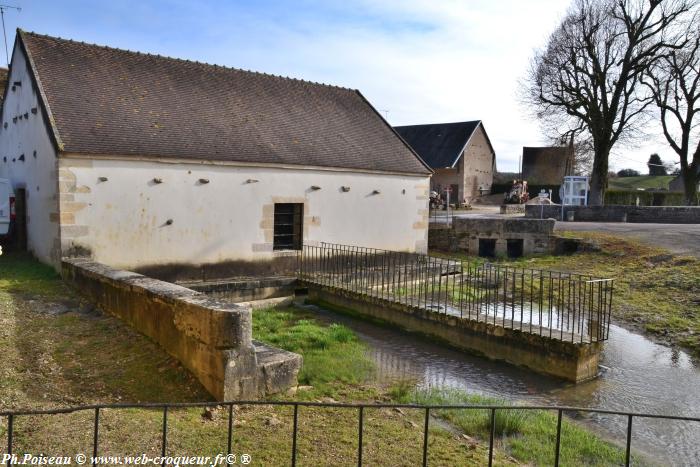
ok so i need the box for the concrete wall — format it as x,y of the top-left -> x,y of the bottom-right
0,42 -> 60,265
62,258 -> 301,401
429,217 -> 555,256
525,204 -> 700,224
55,157 -> 429,272
306,284 -> 601,383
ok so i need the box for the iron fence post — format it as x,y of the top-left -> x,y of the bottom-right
161,406 -> 168,461
625,414 -> 633,466
292,404 -> 299,467
554,409 -> 562,466
357,406 -> 364,467
92,408 -> 100,466
488,408 -> 495,467
6,414 -> 13,467
422,407 -> 430,467
227,404 -> 234,461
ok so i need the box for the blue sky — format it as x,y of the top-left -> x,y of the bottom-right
2,0 -> 668,173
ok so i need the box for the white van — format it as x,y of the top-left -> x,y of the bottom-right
0,178 -> 15,240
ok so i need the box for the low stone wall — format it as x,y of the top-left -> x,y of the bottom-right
429,217 -> 555,256
62,258 -> 301,401
185,276 -> 298,302
525,204 -> 700,223
499,204 -> 525,215
305,284 -> 601,383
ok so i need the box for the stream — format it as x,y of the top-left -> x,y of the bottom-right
298,303 -> 700,466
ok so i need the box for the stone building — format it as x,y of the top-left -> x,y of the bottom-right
521,146 -> 574,185
0,30 -> 432,274
394,121 -> 495,204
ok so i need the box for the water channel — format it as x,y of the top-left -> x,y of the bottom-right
297,302 -> 700,466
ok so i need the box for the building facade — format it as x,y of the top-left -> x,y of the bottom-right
394,121 -> 495,204
0,31 -> 431,273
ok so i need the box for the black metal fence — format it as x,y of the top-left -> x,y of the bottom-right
2,400 -> 698,467
299,243 -> 613,343
428,207 -> 453,225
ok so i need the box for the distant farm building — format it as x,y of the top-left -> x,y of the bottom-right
0,30 -> 432,274
394,121 -> 495,205
669,167 -> 700,193
521,146 -> 574,185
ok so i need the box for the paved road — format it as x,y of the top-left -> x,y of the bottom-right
554,222 -> 700,258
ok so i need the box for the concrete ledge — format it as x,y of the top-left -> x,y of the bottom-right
185,276 -> 298,302
62,258 -> 301,401
525,204 -> 700,223
305,283 -> 600,383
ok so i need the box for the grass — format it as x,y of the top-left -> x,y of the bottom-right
608,175 -> 674,191
504,233 -> 700,357
436,232 -> 700,357
0,251 -> 652,465
391,385 -> 635,466
0,252 -> 496,465
252,307 -> 375,397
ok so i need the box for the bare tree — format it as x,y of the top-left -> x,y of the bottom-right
523,0 -> 690,205
643,21 -> 700,205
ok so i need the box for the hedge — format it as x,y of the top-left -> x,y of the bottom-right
604,190 -> 698,206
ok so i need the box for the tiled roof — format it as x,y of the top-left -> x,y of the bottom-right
393,121 -> 486,169
18,31 -> 430,175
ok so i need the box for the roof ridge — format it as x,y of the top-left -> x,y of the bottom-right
394,120 -> 481,128
20,29 -> 355,92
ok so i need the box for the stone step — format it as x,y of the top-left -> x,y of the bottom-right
254,340 -> 302,397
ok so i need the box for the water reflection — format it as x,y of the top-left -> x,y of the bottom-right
299,303 -> 700,466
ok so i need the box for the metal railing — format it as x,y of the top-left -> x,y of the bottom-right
299,243 -> 613,343
428,207 -> 453,225
1,400 -> 698,467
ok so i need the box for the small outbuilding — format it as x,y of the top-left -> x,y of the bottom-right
394,121 -> 495,205
0,31 -> 432,276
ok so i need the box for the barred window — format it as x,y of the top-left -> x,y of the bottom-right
273,203 -> 303,250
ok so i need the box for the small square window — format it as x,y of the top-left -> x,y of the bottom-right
273,203 -> 303,250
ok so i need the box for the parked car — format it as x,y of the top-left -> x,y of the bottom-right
0,178 -> 15,245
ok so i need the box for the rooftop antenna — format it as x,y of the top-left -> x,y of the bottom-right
380,109 -> 389,120
0,4 -> 20,67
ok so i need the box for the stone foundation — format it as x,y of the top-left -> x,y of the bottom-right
62,258 -> 301,401
429,217 -> 555,257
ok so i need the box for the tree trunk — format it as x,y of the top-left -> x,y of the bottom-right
683,168 -> 699,206
589,146 -> 610,206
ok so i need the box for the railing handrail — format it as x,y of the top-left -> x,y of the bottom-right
312,242 -> 610,283
3,399 -> 697,467
299,242 -> 614,343
1,400 -> 699,421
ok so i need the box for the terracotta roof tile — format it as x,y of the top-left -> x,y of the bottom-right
20,31 -> 430,175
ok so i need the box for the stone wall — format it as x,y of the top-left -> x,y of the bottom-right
306,284 -> 601,383
525,205 -> 700,223
429,217 -> 555,256
62,258 -> 301,401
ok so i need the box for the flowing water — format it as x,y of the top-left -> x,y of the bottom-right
298,303 -> 700,466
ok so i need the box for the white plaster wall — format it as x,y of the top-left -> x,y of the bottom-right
62,157 -> 430,270
0,42 -> 60,265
